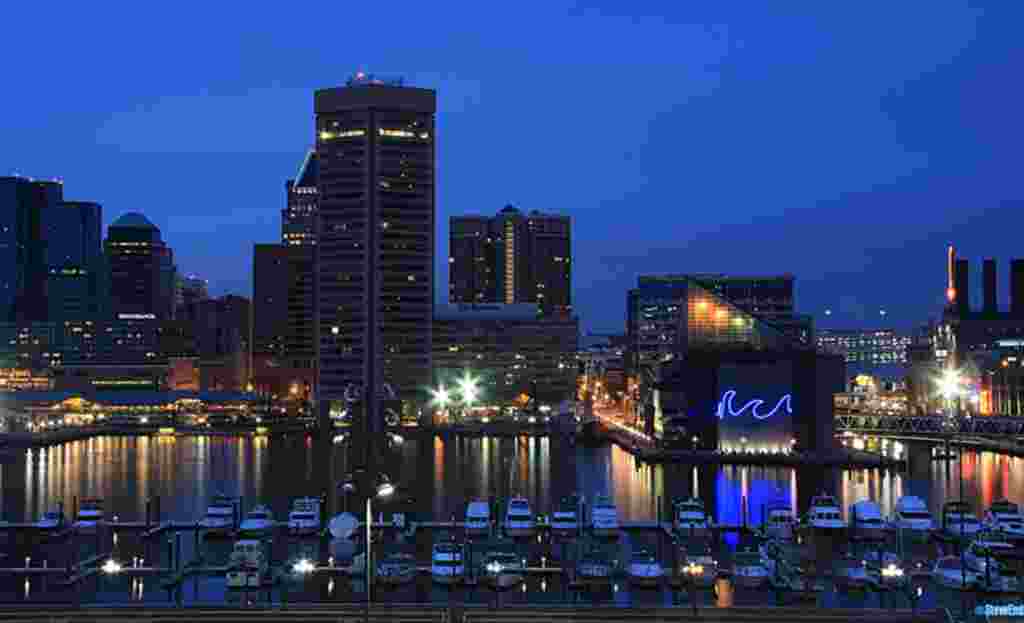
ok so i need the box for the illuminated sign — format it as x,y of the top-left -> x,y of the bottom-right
118,313 -> 156,320
716,390 -> 792,421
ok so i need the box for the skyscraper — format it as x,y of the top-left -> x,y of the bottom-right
284,149 -> 319,248
449,205 -> 571,315
46,200 -> 105,322
0,176 -> 63,322
105,213 -> 176,320
315,74 -> 436,432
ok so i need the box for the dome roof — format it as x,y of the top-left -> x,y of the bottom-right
111,212 -> 157,229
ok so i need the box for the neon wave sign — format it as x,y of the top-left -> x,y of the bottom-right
716,390 -> 792,421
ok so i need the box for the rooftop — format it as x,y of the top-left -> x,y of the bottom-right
110,212 -> 157,230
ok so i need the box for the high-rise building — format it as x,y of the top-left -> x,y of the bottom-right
315,75 -> 436,430
0,176 -> 63,322
45,200 -> 105,322
176,273 -> 210,320
449,205 -> 571,315
105,213 -> 176,320
284,149 -> 319,248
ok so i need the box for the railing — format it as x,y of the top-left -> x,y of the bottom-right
834,411 -> 1024,436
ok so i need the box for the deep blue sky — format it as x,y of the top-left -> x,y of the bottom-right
3,2 -> 1022,333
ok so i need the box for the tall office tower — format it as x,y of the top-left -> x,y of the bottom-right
176,273 -> 210,320
0,176 -> 63,322
105,213 -> 176,320
984,258 -> 998,315
315,74 -> 436,432
449,205 -> 571,315
45,200 -> 105,322
284,149 -> 319,247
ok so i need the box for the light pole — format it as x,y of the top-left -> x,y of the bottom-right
938,368 -> 967,593
341,471 -> 397,609
458,373 -> 479,420
431,385 -> 451,425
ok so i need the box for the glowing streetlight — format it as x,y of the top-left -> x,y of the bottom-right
292,558 -> 315,574
431,385 -> 451,409
937,369 -> 963,400
458,373 -> 479,407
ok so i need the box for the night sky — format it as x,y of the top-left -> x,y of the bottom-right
3,2 -> 1021,333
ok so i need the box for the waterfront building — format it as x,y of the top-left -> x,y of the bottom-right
0,176 -> 63,322
626,274 -> 813,377
314,74 -> 436,428
431,303 -> 577,410
449,206 -> 572,316
816,329 -> 911,366
105,213 -> 176,321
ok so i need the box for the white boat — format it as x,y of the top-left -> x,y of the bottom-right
590,495 -> 620,538
849,500 -> 887,540
35,508 -> 65,531
239,505 -> 275,536
431,543 -> 465,585
731,549 -> 770,589
504,497 -> 536,537
833,555 -> 871,591
941,501 -> 981,539
627,548 -> 664,587
806,493 -> 844,534
377,553 -> 418,586
891,496 -> 933,535
764,504 -> 797,541
985,499 -> 1024,538
932,556 -> 980,590
73,499 -> 104,532
481,551 -> 525,589
199,494 -> 236,534
674,497 -> 712,537
464,499 -> 491,536
550,495 -> 581,535
681,552 -> 718,588
964,535 -> 1013,577
226,539 -> 265,589
287,497 -> 321,535
576,550 -> 613,585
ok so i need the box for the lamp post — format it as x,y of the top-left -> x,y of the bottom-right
938,368 -> 967,595
458,373 -> 479,420
341,470 -> 397,610
431,385 -> 451,425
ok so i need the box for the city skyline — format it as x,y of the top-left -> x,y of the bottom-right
3,3 -> 1023,333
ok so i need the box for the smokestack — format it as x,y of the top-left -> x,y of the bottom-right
954,258 -> 970,316
1012,259 -> 1024,316
984,258 -> 997,314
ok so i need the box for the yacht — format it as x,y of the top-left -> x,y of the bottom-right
431,543 -> 465,585
891,496 -> 934,535
681,550 -> 718,588
200,494 -> 236,534
627,548 -> 664,587
238,505 -> 275,536
964,534 -> 1013,577
731,549 -> 770,589
35,508 -> 65,532
932,556 -> 979,590
464,499 -> 491,536
674,497 -> 712,537
848,500 -> 887,540
576,549 -> 613,585
985,499 -> 1024,538
226,539 -> 265,589
806,493 -> 844,534
287,497 -> 321,535
941,501 -> 981,538
377,553 -> 418,586
73,499 -> 104,532
833,555 -> 871,591
550,494 -> 581,535
504,497 -> 536,538
481,551 -> 525,589
590,495 -> 620,538
764,503 -> 797,541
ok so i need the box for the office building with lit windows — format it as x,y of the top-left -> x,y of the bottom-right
314,75 -> 436,429
432,303 -> 578,408
816,329 -> 911,367
449,205 -> 571,316
104,213 -> 176,321
283,149 -> 319,248
0,176 -> 64,322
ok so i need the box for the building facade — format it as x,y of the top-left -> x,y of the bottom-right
0,176 -> 64,322
816,329 -> 911,366
432,304 -> 578,408
449,206 -> 571,315
315,76 -> 436,428
105,213 -> 176,321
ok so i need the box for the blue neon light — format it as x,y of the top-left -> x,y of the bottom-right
716,390 -> 792,421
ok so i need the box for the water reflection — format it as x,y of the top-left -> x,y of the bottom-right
1,435 -> 1021,524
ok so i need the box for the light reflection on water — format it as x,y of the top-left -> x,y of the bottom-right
1,434 -> 1022,524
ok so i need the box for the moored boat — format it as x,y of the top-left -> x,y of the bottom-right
806,493 -> 844,536
941,500 -> 981,539
891,496 -> 933,537
985,499 -> 1024,539
674,497 -> 712,537
73,499 -> 104,533
376,553 -> 417,586
932,556 -> 979,590
200,494 -> 236,534
431,543 -> 465,585
226,539 -> 265,589
626,548 -> 664,587
731,549 -> 770,589
238,505 -> 275,536
481,551 -> 524,589
287,497 -> 321,535
504,497 -> 536,538
551,494 -> 581,535
833,555 -> 870,591
35,508 -> 65,532
764,503 -> 797,541
465,499 -> 491,536
590,495 -> 620,538
576,549 -> 613,585
849,499 -> 887,540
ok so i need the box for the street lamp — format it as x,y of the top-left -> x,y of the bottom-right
339,470 -> 398,611
431,385 -> 451,421
935,368 -> 968,591
458,373 -> 478,409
